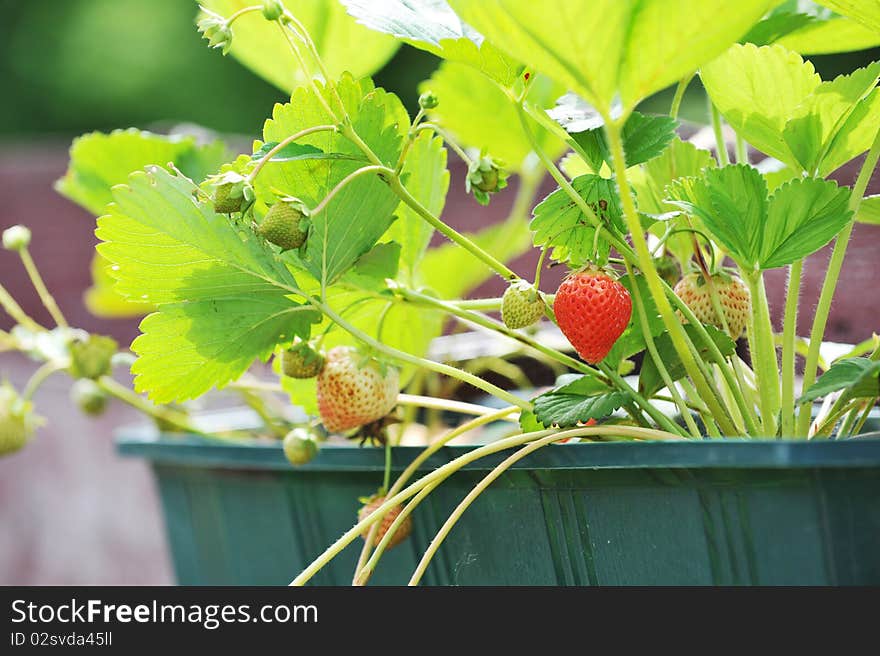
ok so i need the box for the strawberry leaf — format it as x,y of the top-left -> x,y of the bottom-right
639,325 -> 736,398
667,166 -> 852,270
856,195 -> 880,224
341,0 -> 521,85
799,357 -> 880,404
532,374 -> 621,428
256,75 -> 405,287
200,0 -> 399,93
813,0 -> 880,33
421,61 -> 565,170
449,0 -> 773,112
97,166 -> 319,403
384,131 -> 449,285
250,142 -> 369,164
530,174 -> 624,267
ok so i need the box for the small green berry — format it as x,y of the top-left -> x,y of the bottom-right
207,171 -> 253,214
0,383 -> 40,456
653,254 -> 681,288
2,225 -> 31,252
258,197 -> 310,250
68,334 -> 118,380
261,0 -> 285,21
501,280 -> 545,329
466,154 -> 507,205
418,91 -> 439,110
283,428 -> 319,466
280,340 -> 324,379
71,379 -> 109,416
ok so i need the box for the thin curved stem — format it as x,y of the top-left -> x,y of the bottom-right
21,362 -> 62,401
797,126 -> 880,437
669,73 -> 694,120
709,101 -> 730,166
246,124 -> 338,183
352,406 -> 518,585
309,165 -> 391,216
19,249 -> 68,328
0,282 -> 42,331
417,123 -> 474,167
292,423 -> 681,586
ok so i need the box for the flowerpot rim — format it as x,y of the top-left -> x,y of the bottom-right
116,423 -> 880,473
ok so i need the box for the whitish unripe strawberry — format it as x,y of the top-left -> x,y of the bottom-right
317,347 -> 399,433
673,272 -> 750,339
501,280 -> 545,329
283,427 -> 319,466
2,225 -> 31,252
71,379 -> 109,416
280,340 -> 324,379
258,197 -> 309,250
358,495 -> 412,549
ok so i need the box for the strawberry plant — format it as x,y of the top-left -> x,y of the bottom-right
2,0 -> 880,586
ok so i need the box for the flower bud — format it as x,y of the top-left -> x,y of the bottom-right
2,225 -> 31,252
261,0 -> 285,21
418,91 -> 439,110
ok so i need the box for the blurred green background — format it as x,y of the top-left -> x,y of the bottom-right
0,0 -> 437,139
1,0 -> 877,140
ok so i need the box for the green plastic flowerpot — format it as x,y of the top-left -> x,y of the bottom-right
117,429 -> 880,586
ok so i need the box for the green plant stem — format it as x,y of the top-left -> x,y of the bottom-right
225,5 -> 263,25
453,297 -> 504,311
742,270 -> 780,437
595,363 -> 685,435
352,406 -> 518,585
0,282 -> 42,331
669,74 -> 694,120
275,22 -> 339,122
309,297 -> 531,410
797,126 -> 880,437
386,175 -> 518,282
849,401 -> 874,438
246,124 -> 338,183
292,423 -> 681,586
513,103 -> 638,265
96,377 -> 203,435
624,263 -> 701,437
709,101 -> 730,166
309,165 -> 391,216
21,362 -> 61,401
397,394 -> 520,421
19,248 -> 68,328
237,388 -> 287,438
781,260 -> 803,438
734,133 -> 749,164
678,376 -> 721,437
417,123 -> 474,167
605,118 -> 738,435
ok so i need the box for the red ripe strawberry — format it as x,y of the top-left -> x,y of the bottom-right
553,267 -> 632,364
358,495 -> 412,549
673,272 -> 750,339
317,347 -> 399,433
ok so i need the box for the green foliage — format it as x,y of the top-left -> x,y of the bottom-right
602,274 -> 665,369
250,141 -> 368,164
856,195 -> 880,223
199,0 -> 399,93
96,166 -> 319,402
256,75 -> 405,286
384,131 -> 449,284
668,166 -> 852,270
799,357 -> 880,404
448,0 -> 774,112
531,374 -> 623,428
702,44 -> 880,175
814,0 -> 880,33
341,0 -> 521,85
554,108 -> 678,172
776,15 -> 880,54
639,325 -> 736,397
530,175 -> 624,267
421,62 -> 565,169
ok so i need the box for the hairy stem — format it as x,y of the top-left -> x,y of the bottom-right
742,270 -> 780,437
797,126 -> 880,437
781,259 -> 803,438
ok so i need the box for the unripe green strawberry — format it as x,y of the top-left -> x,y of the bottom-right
418,90 -> 439,110
358,495 -> 412,549
653,254 -> 681,288
2,225 -> 31,252
261,0 -> 285,21
501,280 -> 545,329
68,334 -> 117,380
466,154 -> 508,205
673,272 -> 750,339
71,379 -> 109,416
0,383 -> 40,456
282,427 -> 319,466
280,340 -> 324,379
207,171 -> 253,213
553,267 -> 632,364
317,347 -> 399,433
258,197 -> 310,250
